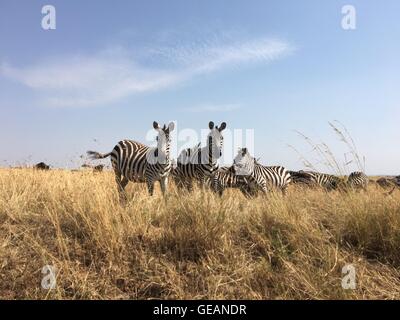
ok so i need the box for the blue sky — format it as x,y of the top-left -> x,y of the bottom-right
0,0 -> 399,174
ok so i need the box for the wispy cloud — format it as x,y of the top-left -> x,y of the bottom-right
183,103 -> 241,113
0,36 -> 294,108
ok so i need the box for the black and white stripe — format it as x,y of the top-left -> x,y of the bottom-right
297,170 -> 344,191
172,121 -> 226,191
347,171 -> 368,190
233,148 -> 291,195
288,170 -> 316,187
207,166 -> 252,196
87,121 -> 175,199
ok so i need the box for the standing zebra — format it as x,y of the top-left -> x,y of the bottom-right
233,148 -> 291,195
347,171 -> 368,191
297,170 -> 345,191
172,121 -> 226,191
87,121 -> 175,200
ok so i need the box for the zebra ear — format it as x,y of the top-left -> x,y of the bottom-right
167,122 -> 175,132
219,122 -> 227,132
242,148 -> 247,156
153,121 -> 160,130
209,121 -> 214,130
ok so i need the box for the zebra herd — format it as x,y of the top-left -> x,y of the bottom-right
289,170 -> 368,191
87,121 -> 377,201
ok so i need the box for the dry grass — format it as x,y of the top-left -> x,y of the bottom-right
1,168 -> 400,300
289,121 -> 366,175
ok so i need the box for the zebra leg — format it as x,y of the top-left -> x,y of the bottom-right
160,176 -> 168,196
182,179 -> 193,192
198,177 -> 207,191
242,185 -> 258,198
240,185 -> 251,197
259,183 -> 268,195
217,179 -> 224,196
147,179 -> 155,196
115,173 -> 129,203
172,175 -> 183,190
212,179 -> 223,196
250,176 -> 268,195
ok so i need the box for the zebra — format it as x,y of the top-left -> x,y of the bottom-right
288,170 -> 317,187
206,166 -> 253,197
172,121 -> 226,191
87,121 -> 175,200
296,170 -> 345,191
347,171 -> 368,191
233,148 -> 291,195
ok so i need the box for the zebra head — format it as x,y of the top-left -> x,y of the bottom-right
233,147 -> 255,176
153,121 -> 175,163
207,121 -> 227,161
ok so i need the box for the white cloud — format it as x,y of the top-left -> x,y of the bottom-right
183,103 -> 241,113
0,37 -> 294,108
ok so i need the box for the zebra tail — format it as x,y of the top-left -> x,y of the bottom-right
87,150 -> 112,160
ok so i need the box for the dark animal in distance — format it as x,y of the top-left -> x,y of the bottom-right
81,163 -> 105,173
376,177 -> 394,189
34,162 -> 50,170
374,177 -> 399,194
93,164 -> 104,172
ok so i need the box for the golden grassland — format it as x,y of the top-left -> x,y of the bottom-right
1,168 -> 400,300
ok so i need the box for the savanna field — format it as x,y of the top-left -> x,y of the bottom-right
1,168 -> 400,300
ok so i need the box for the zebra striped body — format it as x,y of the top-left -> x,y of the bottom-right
207,166 -> 251,196
88,121 -> 174,199
173,147 -> 219,189
288,170 -> 316,187
347,171 -> 368,190
252,165 -> 292,194
110,139 -> 172,189
233,148 -> 291,195
298,170 -> 344,191
173,148 -> 220,187
173,121 -> 226,191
